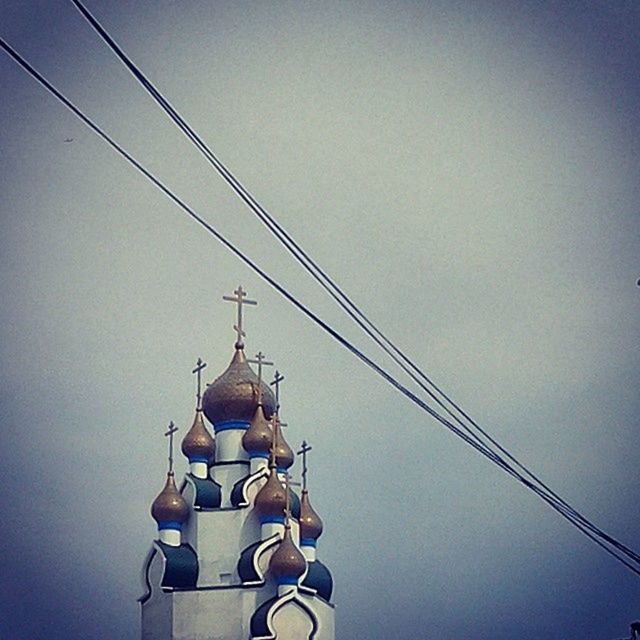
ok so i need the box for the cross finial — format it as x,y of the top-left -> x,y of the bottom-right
297,440 -> 313,492
222,285 -> 257,349
164,421 -> 179,474
248,351 -> 273,403
192,358 -> 207,409
270,370 -> 285,411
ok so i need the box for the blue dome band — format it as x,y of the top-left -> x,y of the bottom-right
214,420 -> 250,433
259,515 -> 285,525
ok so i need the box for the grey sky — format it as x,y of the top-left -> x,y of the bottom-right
1,1 -> 639,639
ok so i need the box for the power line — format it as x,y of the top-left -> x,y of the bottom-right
1,34 -> 638,576
66,0 -> 640,567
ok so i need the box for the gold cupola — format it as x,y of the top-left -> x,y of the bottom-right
254,465 -> 287,524
242,404 -> 273,458
202,287 -> 276,427
181,409 -> 215,463
151,472 -> 190,527
202,347 -> 276,427
299,490 -> 323,544
269,524 -> 306,585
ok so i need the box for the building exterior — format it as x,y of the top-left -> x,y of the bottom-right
140,288 -> 335,640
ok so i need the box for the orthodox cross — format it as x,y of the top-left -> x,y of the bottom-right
223,285 -> 257,348
297,440 -> 312,492
192,357 -> 207,409
270,370 -> 285,411
248,351 -> 273,401
164,421 -> 179,473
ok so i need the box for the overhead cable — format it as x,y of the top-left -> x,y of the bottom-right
67,0 -> 640,566
1,35 -> 638,576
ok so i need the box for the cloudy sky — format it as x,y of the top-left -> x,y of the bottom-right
1,1 -> 639,638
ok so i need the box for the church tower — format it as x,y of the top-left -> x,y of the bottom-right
140,287 -> 335,640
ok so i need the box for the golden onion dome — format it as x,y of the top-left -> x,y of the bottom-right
254,466 -> 287,522
299,490 -> 323,542
242,404 -> 273,456
202,348 -> 276,426
274,420 -> 294,470
269,526 -> 306,584
181,409 -> 215,462
151,472 -> 190,525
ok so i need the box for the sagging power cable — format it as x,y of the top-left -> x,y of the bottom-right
67,0 -> 640,566
2,35 -> 639,576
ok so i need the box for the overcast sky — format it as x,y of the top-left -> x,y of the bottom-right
1,1 -> 639,639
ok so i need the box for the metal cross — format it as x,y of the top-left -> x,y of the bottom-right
222,285 -> 257,348
192,357 -> 207,409
248,350 -> 273,385
164,421 -> 179,473
297,440 -> 313,492
248,351 -> 274,403
270,370 -> 285,411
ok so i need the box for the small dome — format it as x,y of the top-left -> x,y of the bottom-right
269,526 -> 306,584
274,420 -> 294,470
242,404 -> 272,457
151,472 -> 190,525
254,466 -> 286,523
202,348 -> 276,426
181,409 -> 215,461
299,490 -> 323,543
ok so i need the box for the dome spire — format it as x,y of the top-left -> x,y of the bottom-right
268,471 -> 306,593
151,421 -> 190,546
182,359 -> 216,478
243,351 -> 275,472
295,439 -> 332,601
270,369 -> 284,412
253,454 -> 287,539
298,440 -> 312,493
192,357 -> 207,410
165,421 -> 178,474
269,370 -> 294,471
297,440 -> 324,556
202,287 -> 275,435
272,415 -> 294,471
222,284 -> 257,350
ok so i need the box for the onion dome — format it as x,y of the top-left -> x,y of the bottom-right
151,472 -> 190,527
269,526 -> 306,585
202,348 -> 276,427
181,409 -> 215,462
242,404 -> 272,458
254,466 -> 287,524
273,420 -> 294,470
299,490 -> 323,545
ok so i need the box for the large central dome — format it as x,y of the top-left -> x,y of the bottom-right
202,347 -> 276,426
